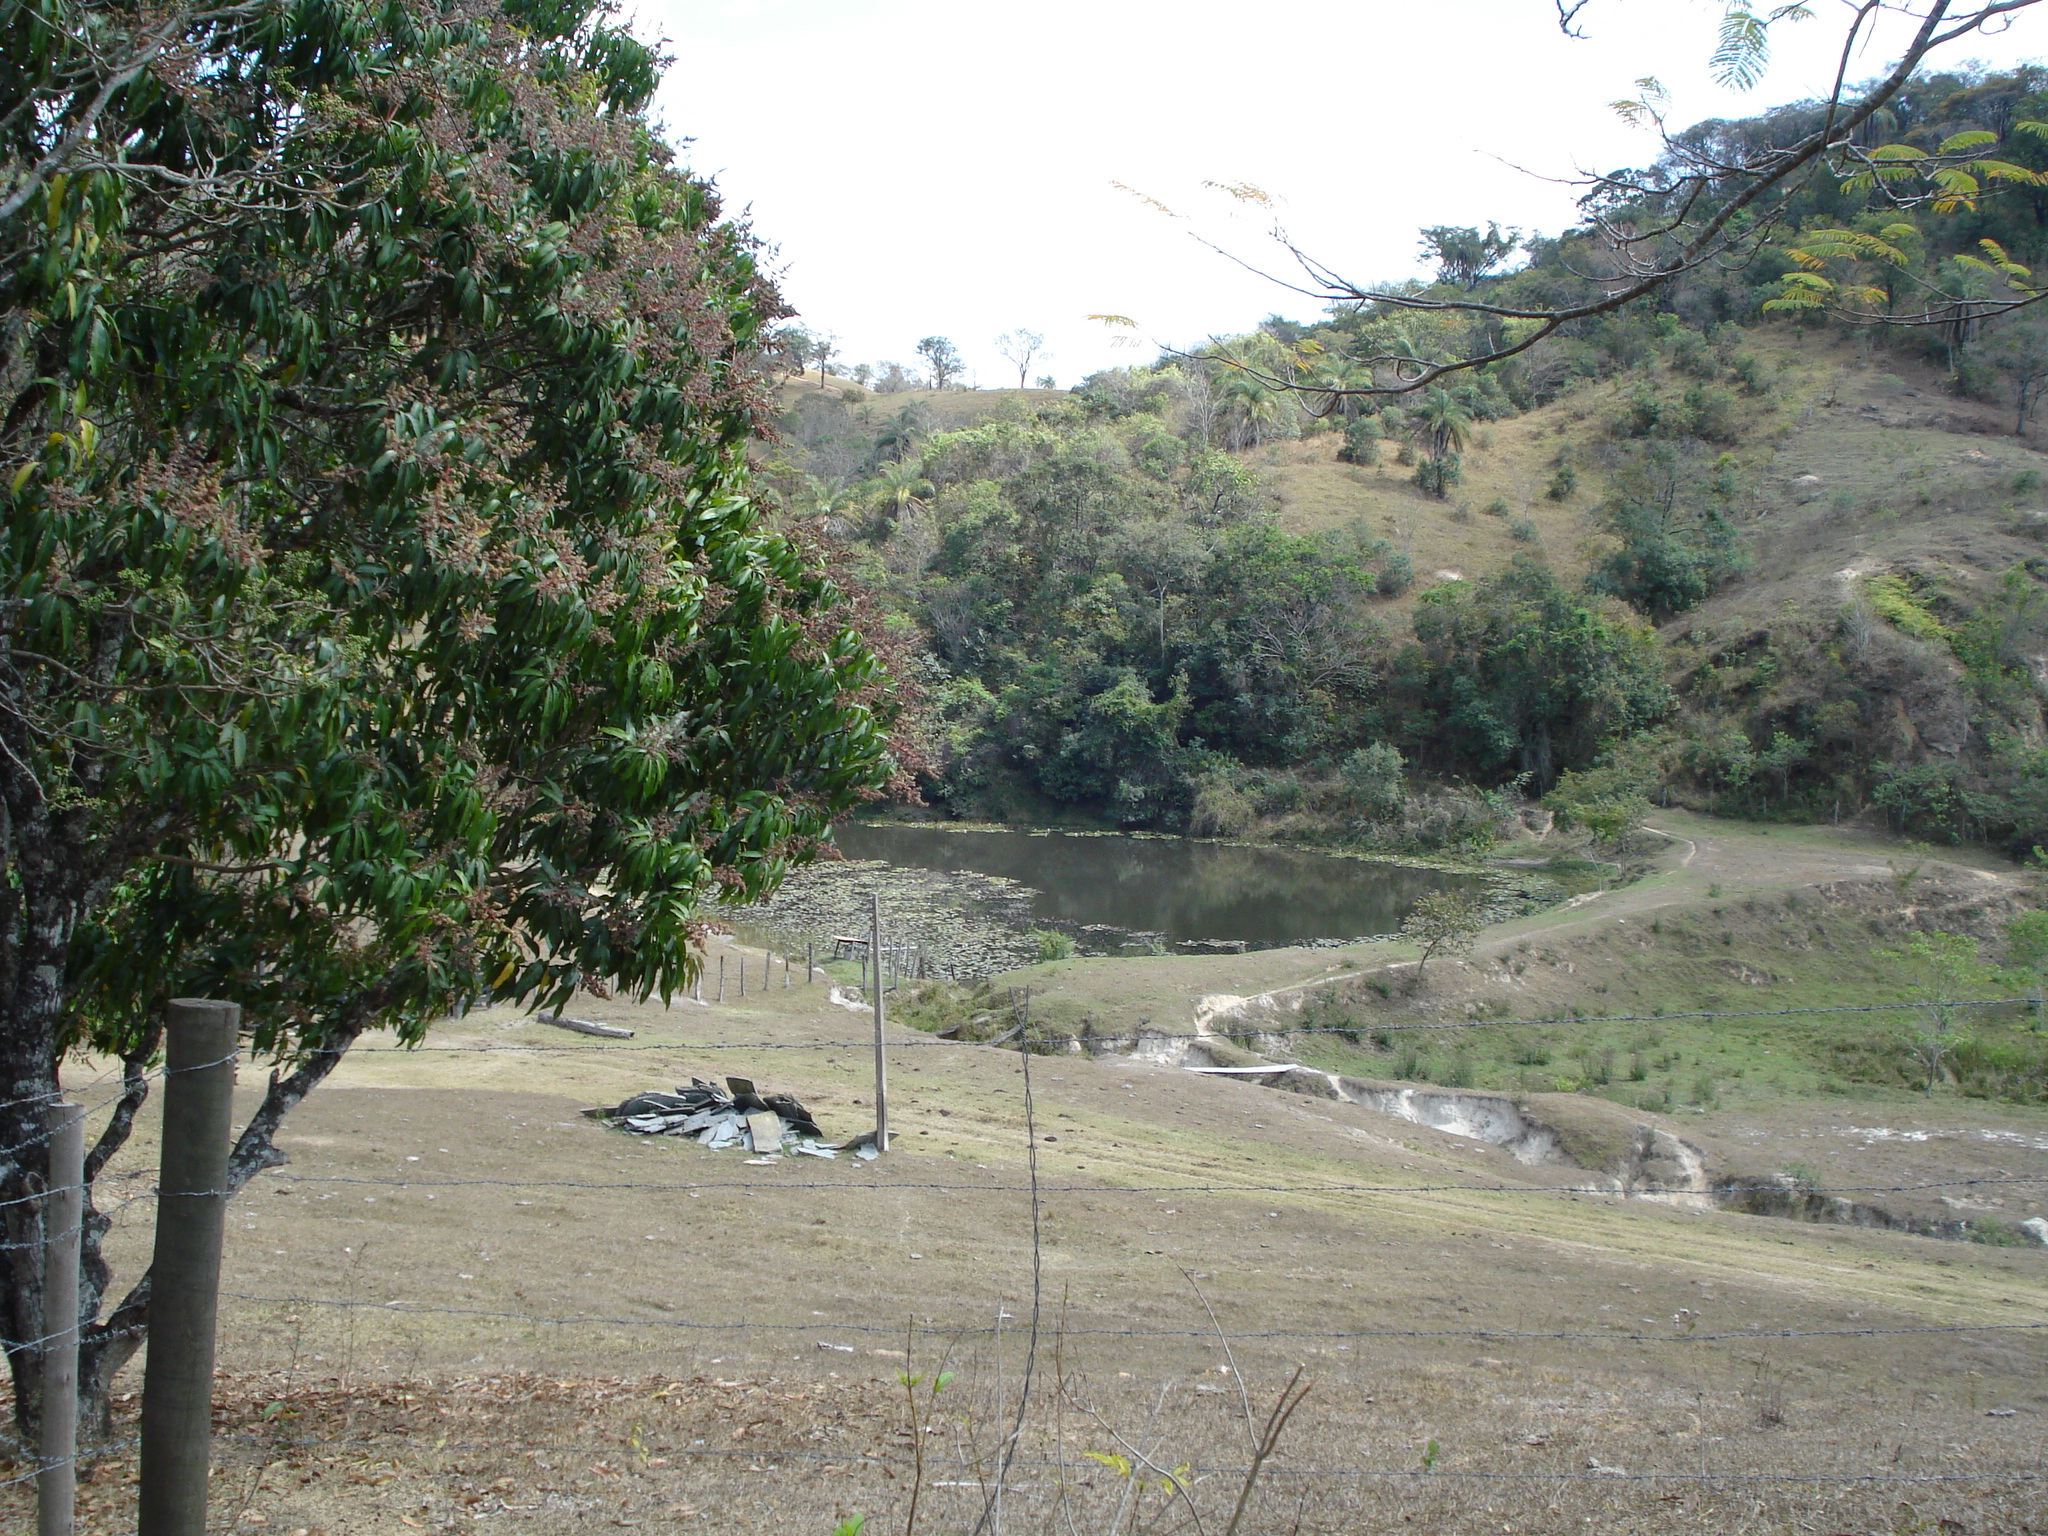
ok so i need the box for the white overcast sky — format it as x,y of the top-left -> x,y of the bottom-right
637,1 -> 2047,386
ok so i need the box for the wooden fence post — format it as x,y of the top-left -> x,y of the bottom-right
138,999 -> 241,1536
870,894 -> 889,1153
38,1101 -> 85,1536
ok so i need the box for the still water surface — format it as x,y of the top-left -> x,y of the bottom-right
831,824 -> 1475,948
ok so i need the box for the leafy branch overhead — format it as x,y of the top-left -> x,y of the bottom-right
1119,1 -> 2048,399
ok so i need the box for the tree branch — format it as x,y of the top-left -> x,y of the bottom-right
1172,1 -> 2038,399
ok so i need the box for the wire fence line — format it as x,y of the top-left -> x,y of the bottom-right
195,1430 -> 2044,1490
0,1441 -> 139,1493
213,1292 -> 2048,1347
262,1172 -> 2048,1198
341,993 -> 2048,1055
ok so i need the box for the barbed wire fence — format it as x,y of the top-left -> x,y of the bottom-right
3,955 -> 2046,1535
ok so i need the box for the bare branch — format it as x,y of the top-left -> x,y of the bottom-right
1153,1 -> 2047,399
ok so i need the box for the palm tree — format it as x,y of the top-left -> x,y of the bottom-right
1313,353 -> 1376,421
1220,371 -> 1284,449
870,459 -> 933,534
1410,387 -> 1475,496
799,474 -> 857,537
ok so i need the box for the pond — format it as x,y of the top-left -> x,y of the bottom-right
829,823 -> 1480,952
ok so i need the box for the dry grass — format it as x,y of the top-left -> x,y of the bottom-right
5,896 -> 2041,1532
7,1339 -> 2042,1535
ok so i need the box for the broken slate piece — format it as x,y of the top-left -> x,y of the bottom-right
600,1075 -> 838,1159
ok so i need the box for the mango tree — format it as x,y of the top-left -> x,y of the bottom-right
0,0 -> 897,1439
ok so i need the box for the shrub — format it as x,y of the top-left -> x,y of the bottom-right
1337,416 -> 1382,465
1414,454 -> 1462,496
1547,465 -> 1577,500
1341,743 -> 1408,819
1377,550 -> 1415,596
1188,775 -> 1258,837
1863,572 -> 1949,642
1030,929 -> 1077,962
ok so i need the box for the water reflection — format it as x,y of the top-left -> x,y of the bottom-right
830,824 -> 1476,949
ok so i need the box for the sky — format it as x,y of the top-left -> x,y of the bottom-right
637,0 -> 2048,387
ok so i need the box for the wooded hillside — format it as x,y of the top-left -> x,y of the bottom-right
761,63 -> 2048,859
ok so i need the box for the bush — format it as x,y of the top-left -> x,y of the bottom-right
1337,416 -> 1382,465
1682,383 -> 1741,443
1340,743 -> 1408,819
1377,550 -> 1415,596
1587,502 -> 1745,620
1030,929 -> 1077,962
1544,762 -> 1652,847
1188,774 -> 1258,837
1863,572 -> 1949,642
1547,464 -> 1577,500
1414,454 -> 1462,496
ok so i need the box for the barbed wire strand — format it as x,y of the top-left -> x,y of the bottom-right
264,1171 -> 2048,1199
341,996 -> 2046,1055
183,1429 -> 2041,1489
214,1293 -> 2048,1347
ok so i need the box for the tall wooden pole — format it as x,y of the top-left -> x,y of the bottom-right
870,892 -> 888,1153
138,999 -> 241,1536
38,1101 -> 84,1536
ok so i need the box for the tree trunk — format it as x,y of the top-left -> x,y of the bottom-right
71,1009 -> 371,1439
0,876 -> 84,1446
2,968 -> 375,1444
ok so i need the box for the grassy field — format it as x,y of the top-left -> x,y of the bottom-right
8,810 -> 2044,1535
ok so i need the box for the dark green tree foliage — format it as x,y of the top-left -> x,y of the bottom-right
0,0 -> 893,1434
1587,442 -> 1749,620
856,402 -> 1412,821
1185,525 -> 1387,763
1404,560 -> 1671,787
1418,223 -> 1521,290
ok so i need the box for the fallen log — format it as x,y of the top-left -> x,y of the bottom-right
538,1011 -> 634,1039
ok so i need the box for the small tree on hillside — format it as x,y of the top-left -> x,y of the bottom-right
917,335 -> 965,389
1881,933 -> 1990,1095
1401,889 -> 1490,985
996,329 -> 1046,389
1410,387 -> 1474,497
1999,910 -> 2048,1031
774,324 -> 818,378
1543,761 -> 1653,849
1981,318 -> 2048,434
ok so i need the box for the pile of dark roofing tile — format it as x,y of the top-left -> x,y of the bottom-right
598,1076 -> 875,1160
